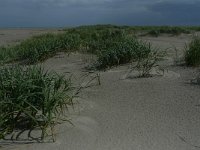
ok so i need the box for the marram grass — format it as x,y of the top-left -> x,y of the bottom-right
0,65 -> 73,141
185,36 -> 200,66
0,33 -> 81,64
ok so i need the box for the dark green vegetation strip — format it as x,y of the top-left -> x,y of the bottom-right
0,33 -> 81,64
0,25 -> 200,67
66,24 -> 200,36
0,65 -> 73,141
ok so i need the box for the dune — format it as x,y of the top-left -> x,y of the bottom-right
1,29 -> 200,150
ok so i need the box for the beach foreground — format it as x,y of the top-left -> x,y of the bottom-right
1,29 -> 200,150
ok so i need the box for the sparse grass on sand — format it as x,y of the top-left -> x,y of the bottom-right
0,25 -> 199,142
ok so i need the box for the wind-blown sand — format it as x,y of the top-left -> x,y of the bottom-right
1,31 -> 200,150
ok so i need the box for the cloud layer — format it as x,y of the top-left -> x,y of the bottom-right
0,0 -> 199,27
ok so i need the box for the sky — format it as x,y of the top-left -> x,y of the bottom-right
0,0 -> 200,27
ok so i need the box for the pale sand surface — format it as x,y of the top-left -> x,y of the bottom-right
0,28 -> 62,46
0,31 -> 200,150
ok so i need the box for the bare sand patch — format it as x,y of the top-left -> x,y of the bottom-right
0,28 -> 62,46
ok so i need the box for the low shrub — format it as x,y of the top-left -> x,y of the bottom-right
0,65 -> 73,141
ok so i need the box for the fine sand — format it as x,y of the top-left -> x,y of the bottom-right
1,30 -> 200,150
0,28 -> 62,46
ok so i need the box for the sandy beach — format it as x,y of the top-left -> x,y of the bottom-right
0,28 -> 62,46
1,29 -> 200,150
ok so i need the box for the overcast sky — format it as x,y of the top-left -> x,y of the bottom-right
0,0 -> 200,27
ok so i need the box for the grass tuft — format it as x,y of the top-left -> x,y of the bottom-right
95,36 -> 154,69
0,65 -> 73,141
185,36 -> 200,66
0,33 -> 81,64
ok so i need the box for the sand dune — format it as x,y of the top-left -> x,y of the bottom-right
1,30 -> 200,150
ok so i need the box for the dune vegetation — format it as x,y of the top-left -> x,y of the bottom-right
0,33 -> 81,64
1,25 -> 200,67
0,25 -> 200,141
0,25 -> 163,68
185,36 -> 200,66
0,65 -> 74,141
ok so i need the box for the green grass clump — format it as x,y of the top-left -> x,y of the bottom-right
0,33 -> 81,64
66,27 -> 125,53
66,27 -> 157,70
134,50 -> 163,77
185,36 -> 200,66
1,24 -> 200,67
0,46 -> 18,64
19,33 -> 81,63
96,36 -> 153,69
0,65 -> 73,141
87,29 -> 125,53
148,30 -> 161,37
146,26 -> 190,37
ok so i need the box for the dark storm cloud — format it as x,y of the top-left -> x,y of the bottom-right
148,0 -> 200,25
0,0 -> 199,27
